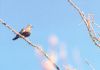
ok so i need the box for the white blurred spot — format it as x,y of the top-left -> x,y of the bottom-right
48,34 -> 59,47
72,48 -> 81,63
59,43 -> 68,61
41,52 -> 57,70
49,52 -> 57,63
63,64 -> 77,70
72,48 -> 82,70
42,60 -> 55,70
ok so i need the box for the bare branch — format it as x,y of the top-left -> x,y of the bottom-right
0,19 -> 60,70
68,0 -> 100,48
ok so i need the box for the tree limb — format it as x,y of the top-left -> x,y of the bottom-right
0,18 -> 60,70
68,0 -> 100,48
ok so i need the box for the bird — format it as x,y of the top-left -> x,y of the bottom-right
12,24 -> 32,40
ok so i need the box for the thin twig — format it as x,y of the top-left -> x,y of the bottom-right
84,58 -> 96,70
0,18 -> 60,70
68,0 -> 100,48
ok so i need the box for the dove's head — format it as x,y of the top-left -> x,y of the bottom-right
27,24 -> 32,28
25,24 -> 33,32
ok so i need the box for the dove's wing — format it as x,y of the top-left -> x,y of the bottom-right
19,28 -> 25,34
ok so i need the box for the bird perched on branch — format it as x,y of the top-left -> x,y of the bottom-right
12,24 -> 32,40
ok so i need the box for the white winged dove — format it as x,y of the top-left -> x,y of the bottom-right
12,24 -> 32,40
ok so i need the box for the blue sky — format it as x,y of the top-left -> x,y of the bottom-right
0,0 -> 100,70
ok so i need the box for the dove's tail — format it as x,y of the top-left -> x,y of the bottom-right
12,35 -> 19,40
